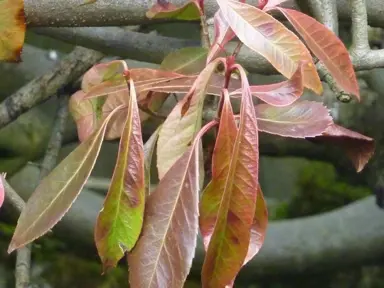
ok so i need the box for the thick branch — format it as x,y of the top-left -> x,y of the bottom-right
24,0 -> 384,28
350,0 -> 370,52
0,47 -> 103,130
32,27 -> 384,76
305,0 -> 339,34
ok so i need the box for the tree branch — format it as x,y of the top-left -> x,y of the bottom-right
305,0 -> 339,35
2,180 -> 30,288
39,94 -> 69,178
350,0 -> 370,52
23,0 -> 384,28
0,47 -> 103,130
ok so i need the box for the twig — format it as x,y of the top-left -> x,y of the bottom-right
0,47 -> 103,130
2,180 -> 30,288
350,0 -> 370,52
39,95 -> 69,179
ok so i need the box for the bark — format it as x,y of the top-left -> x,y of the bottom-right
24,0 -> 384,28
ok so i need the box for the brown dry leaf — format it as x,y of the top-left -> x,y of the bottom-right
0,0 -> 26,62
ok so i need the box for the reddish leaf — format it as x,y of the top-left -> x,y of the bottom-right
0,173 -> 5,209
231,62 -> 304,106
146,0 -> 202,20
0,0 -> 25,62
263,0 -> 290,11
69,90 -> 106,142
317,124 -> 374,172
157,59 -> 222,179
95,79 -> 145,271
225,185 -> 268,288
257,100 -> 332,138
128,146 -> 199,288
128,121 -> 217,288
200,90 -> 239,250
207,9 -> 236,64
8,106 -> 124,253
278,8 -> 360,100
201,67 -> 260,287
216,0 -> 322,94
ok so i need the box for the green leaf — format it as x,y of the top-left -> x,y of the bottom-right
146,1 -> 201,21
95,79 -> 145,271
8,107 -> 122,253
0,0 -> 26,62
161,47 -> 209,75
157,59 -> 221,179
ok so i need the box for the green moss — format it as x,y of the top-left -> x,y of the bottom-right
273,161 -> 371,220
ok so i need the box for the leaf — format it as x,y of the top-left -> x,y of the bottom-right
156,59 -> 221,179
8,106 -> 123,253
225,185 -> 268,288
95,80 -> 145,271
0,0 -> 25,62
207,9 -> 236,64
0,173 -> 5,209
201,68 -> 260,287
316,124 -> 374,172
216,0 -> 322,94
69,90 -> 107,142
277,8 -> 360,99
263,0 -> 290,11
128,146 -> 200,288
143,126 -> 161,197
161,47 -> 209,75
257,100 -> 332,138
146,0 -> 201,20
231,62 -> 304,106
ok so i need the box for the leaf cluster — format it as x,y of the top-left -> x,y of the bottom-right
4,0 -> 375,287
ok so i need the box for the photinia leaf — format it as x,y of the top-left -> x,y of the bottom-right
243,185 -> 268,264
0,0 -> 25,62
161,47 -> 209,75
263,0 -> 290,11
277,8 -> 360,100
7,106 -> 124,253
216,0 -> 322,94
156,59 -> 222,179
95,79 -> 145,271
0,173 -> 5,209
207,9 -> 236,64
316,124 -> 374,172
231,62 -> 304,106
69,90 -> 107,142
256,100 -> 332,138
201,67 -> 260,287
128,121 -> 216,288
143,126 -> 162,197
225,185 -> 268,288
146,0 -> 202,20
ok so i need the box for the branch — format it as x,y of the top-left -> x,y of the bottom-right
2,180 -> 30,288
350,0 -> 370,52
0,47 -> 103,130
305,0 -> 339,35
39,94 -> 69,178
24,0 -> 384,28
